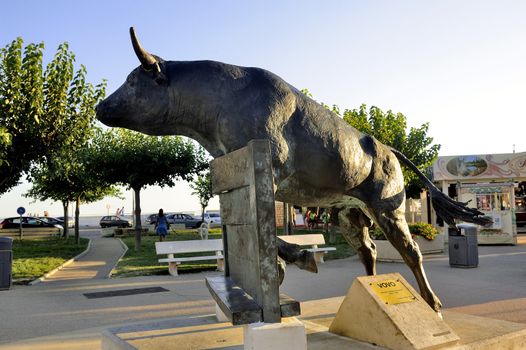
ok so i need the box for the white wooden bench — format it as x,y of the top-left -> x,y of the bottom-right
278,234 -> 336,263
155,239 -> 224,276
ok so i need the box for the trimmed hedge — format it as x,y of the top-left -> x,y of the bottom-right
370,222 -> 438,241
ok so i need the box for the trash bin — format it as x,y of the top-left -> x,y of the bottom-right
448,223 -> 478,268
0,237 -> 13,290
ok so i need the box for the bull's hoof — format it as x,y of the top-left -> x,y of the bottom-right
423,291 -> 442,313
294,250 -> 318,273
277,258 -> 286,285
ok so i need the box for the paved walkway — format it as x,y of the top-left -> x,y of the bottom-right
2,234 -> 526,349
42,230 -> 125,283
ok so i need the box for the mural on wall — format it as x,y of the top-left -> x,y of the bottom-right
446,156 -> 487,177
434,152 -> 526,181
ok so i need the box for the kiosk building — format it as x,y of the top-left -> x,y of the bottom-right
432,152 -> 526,244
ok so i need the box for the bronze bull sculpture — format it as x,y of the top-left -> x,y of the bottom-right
96,28 -> 490,312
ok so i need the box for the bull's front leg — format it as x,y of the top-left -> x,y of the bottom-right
372,208 -> 442,312
277,238 -> 318,274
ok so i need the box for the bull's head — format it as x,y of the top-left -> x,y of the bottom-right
96,27 -> 172,135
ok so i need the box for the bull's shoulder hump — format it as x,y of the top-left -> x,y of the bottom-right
168,60 -> 279,79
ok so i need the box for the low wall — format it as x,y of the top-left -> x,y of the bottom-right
374,234 -> 445,262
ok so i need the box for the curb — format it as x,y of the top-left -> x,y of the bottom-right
29,238 -> 92,286
101,329 -> 138,350
106,237 -> 129,279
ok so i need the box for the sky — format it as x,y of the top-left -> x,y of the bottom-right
1,0 -> 525,218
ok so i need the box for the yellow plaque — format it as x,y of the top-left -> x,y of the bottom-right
369,278 -> 416,305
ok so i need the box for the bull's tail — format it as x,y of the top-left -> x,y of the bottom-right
391,148 -> 492,227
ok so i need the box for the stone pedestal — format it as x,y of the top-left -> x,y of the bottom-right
207,140 -> 299,326
215,303 -> 229,322
243,317 -> 306,350
329,273 -> 459,350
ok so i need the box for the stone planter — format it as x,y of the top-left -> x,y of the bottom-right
374,234 -> 445,262
477,229 -> 517,245
114,228 -> 150,237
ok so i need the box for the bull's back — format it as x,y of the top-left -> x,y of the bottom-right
178,61 -> 377,200
275,91 -> 375,201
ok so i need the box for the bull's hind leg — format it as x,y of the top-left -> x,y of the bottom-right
371,207 -> 442,312
338,208 -> 376,275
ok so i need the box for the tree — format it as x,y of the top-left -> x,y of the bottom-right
27,145 -> 121,243
301,90 -> 440,197
0,38 -> 105,194
21,41 -> 107,241
91,129 -> 207,251
190,171 -> 213,222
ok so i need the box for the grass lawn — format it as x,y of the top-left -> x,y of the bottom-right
12,236 -> 89,283
112,228 -> 223,277
113,227 -> 356,277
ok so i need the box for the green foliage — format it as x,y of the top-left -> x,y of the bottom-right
190,170 -> 213,220
91,129 -> 207,251
27,146 -> 122,206
370,222 -> 438,241
91,129 -> 207,191
409,222 -> 439,240
0,37 -> 106,194
0,127 -> 10,166
23,44 -> 111,241
369,226 -> 386,240
300,90 -> 440,197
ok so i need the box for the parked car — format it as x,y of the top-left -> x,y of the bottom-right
0,216 -> 63,233
204,212 -> 222,227
38,216 -> 64,226
56,216 -> 75,227
146,213 -> 159,225
146,213 -> 177,225
165,213 -> 202,228
99,216 -> 132,228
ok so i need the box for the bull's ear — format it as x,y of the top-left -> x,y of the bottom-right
151,60 -> 167,85
154,71 -> 168,85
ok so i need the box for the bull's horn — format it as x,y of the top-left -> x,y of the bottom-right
129,27 -> 159,72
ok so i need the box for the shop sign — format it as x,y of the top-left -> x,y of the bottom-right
467,187 -> 503,194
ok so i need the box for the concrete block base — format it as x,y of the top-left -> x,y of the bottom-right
215,302 -> 229,322
101,296 -> 526,350
243,317 -> 306,350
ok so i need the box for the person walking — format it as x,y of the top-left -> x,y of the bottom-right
309,210 -> 317,230
155,209 -> 169,242
305,209 -> 311,229
321,210 -> 331,234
